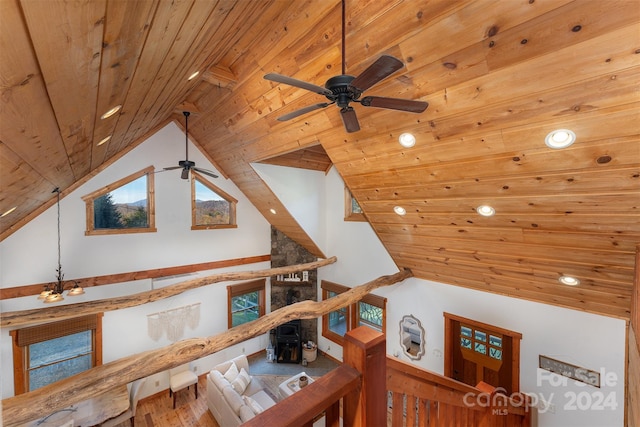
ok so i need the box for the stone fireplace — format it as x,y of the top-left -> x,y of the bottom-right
270,226 -> 317,349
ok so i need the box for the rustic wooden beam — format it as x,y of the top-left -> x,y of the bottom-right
1,268 -> 411,426
0,257 -> 336,328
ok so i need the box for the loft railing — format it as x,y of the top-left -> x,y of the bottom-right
245,326 -> 533,427
386,357 -> 533,426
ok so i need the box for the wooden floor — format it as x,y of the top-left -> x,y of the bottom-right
110,375 -> 219,427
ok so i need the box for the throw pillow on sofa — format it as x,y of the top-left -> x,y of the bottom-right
231,367 -> 252,394
223,362 -> 240,382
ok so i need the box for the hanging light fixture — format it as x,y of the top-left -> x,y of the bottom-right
38,188 -> 84,303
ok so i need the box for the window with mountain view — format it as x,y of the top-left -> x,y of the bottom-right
82,166 -> 156,235
191,172 -> 237,230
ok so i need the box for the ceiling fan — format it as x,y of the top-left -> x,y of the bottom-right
163,111 -> 218,179
263,0 -> 428,133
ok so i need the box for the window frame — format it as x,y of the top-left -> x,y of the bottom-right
227,279 -> 266,328
191,171 -> 238,230
354,293 -> 386,332
321,280 -> 386,346
344,187 -> 366,222
81,166 -> 156,236
10,314 -> 103,395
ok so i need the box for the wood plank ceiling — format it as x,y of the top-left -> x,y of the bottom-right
0,0 -> 638,319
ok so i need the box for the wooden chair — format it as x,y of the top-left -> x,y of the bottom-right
101,378 -> 147,427
169,363 -> 198,409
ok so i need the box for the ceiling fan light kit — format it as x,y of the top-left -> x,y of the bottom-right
264,0 -> 428,133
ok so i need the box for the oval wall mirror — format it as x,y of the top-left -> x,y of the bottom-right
400,314 -> 425,360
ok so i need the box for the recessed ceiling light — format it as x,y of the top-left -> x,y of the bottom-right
101,105 -> 121,120
393,206 -> 406,216
188,71 -> 200,81
559,275 -> 580,286
476,205 -> 495,216
269,208 -> 277,214
1,206 -> 17,217
96,135 -> 111,146
398,132 -> 416,148
545,129 -> 576,149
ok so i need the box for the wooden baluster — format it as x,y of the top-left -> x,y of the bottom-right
325,400 -> 340,427
343,326 -> 386,427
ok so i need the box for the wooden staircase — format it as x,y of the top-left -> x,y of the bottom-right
387,357 -> 533,426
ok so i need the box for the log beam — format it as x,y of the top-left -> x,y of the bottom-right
1,257 -> 336,328
1,268 -> 412,426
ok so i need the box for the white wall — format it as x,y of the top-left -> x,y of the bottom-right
0,122 -> 272,400
251,162 -> 327,251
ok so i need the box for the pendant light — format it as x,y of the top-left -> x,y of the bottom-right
38,188 -> 84,303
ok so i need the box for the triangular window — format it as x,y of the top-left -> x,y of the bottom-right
191,172 -> 237,230
82,166 -> 156,235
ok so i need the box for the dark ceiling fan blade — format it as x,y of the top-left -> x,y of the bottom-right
360,96 -> 428,113
340,107 -> 360,133
163,166 -> 183,171
181,168 -> 189,180
264,73 -> 333,96
350,55 -> 404,92
193,167 -> 219,179
277,102 -> 331,121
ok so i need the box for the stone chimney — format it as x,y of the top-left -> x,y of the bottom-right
270,226 -> 317,345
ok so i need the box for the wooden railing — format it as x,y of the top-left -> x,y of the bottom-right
245,326 -> 533,427
387,357 -> 533,427
242,364 -> 360,427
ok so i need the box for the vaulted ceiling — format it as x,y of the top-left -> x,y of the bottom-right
1,0 -> 638,319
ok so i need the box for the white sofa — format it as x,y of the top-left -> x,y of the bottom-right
206,354 -> 276,426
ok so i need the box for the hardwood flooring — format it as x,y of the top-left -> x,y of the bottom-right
111,375 -> 219,427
